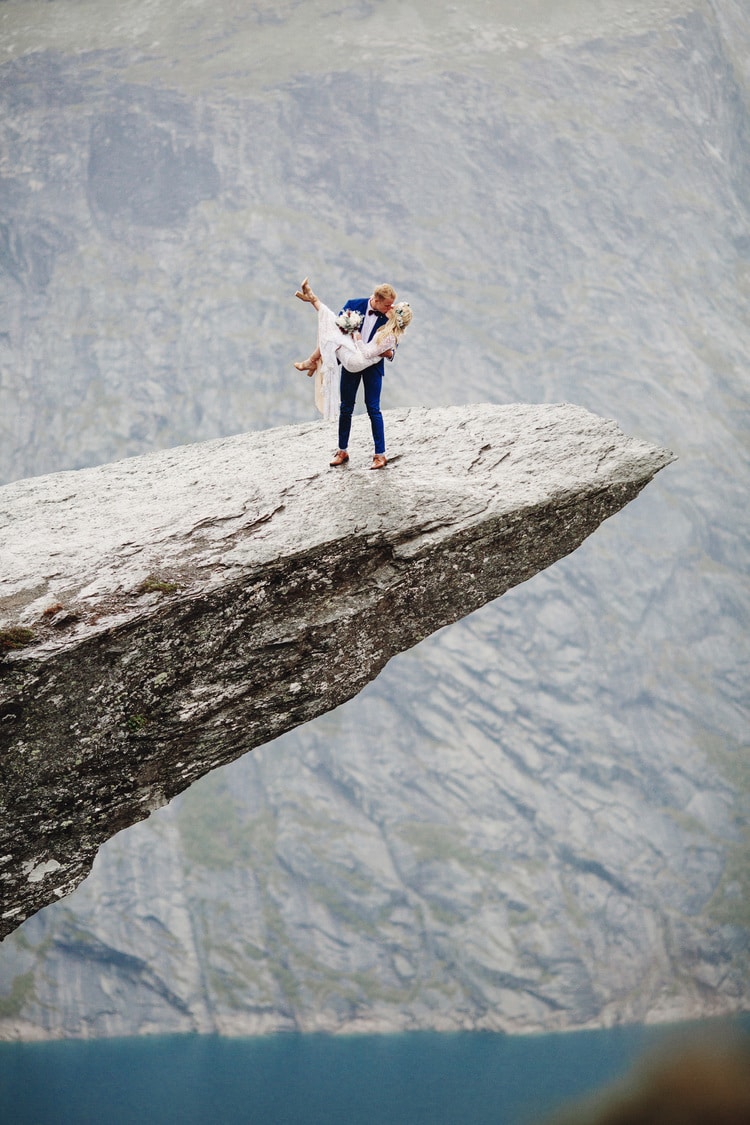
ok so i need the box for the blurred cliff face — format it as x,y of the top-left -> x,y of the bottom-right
1,0 -> 746,484
0,0 -> 748,1040
549,1029 -> 750,1125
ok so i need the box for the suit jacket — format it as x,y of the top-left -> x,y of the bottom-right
339,297 -> 390,378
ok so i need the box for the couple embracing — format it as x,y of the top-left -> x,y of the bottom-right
295,279 -> 412,470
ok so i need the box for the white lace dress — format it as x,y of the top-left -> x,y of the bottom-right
313,303 -> 395,421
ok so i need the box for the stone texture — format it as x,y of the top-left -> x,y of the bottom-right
0,403 -> 672,939
0,0 -> 747,1043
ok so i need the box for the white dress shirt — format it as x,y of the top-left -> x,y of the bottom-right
362,304 -> 380,342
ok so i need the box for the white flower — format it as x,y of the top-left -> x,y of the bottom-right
335,309 -> 364,335
393,301 -> 411,329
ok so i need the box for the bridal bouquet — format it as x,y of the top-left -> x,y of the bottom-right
335,309 -> 364,335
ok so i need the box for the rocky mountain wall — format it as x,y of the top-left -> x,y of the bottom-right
0,0 -> 747,1039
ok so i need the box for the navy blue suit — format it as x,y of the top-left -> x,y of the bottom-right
338,298 -> 389,455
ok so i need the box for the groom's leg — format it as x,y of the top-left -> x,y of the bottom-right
338,368 -> 360,450
363,369 -> 385,454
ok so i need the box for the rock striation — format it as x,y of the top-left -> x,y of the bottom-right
0,403 -> 672,940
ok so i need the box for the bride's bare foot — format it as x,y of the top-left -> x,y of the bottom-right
295,277 -> 320,309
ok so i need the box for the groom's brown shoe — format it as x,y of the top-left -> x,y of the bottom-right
330,450 -> 349,466
370,454 -> 387,470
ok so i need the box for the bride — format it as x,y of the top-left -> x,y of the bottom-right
294,278 -> 412,422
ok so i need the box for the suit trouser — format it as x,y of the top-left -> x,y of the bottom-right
338,367 -> 385,454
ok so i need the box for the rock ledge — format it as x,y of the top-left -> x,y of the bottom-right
0,403 -> 673,938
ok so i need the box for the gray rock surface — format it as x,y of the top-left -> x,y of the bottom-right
0,0 -> 748,1043
0,402 -> 671,940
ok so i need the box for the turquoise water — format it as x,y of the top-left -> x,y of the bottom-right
0,1021 -> 747,1125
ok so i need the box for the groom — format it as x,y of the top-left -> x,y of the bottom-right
330,283 -> 397,471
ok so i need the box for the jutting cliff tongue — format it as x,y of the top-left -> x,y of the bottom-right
0,403 -> 674,939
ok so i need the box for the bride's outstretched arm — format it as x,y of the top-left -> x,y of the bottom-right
360,333 -> 396,361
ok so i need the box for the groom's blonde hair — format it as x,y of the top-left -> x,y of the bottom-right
373,283 -> 397,302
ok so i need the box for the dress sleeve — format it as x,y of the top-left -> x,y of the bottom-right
362,333 -> 396,360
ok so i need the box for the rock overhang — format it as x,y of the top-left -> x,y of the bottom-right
0,403 -> 674,938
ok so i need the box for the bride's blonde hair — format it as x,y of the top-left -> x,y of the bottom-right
374,301 -> 412,345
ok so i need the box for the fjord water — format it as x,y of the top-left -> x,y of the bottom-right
0,1022 -> 731,1125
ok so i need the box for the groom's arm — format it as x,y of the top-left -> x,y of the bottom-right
339,297 -> 367,315
340,297 -> 395,360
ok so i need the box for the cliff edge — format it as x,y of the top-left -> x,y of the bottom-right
0,403 -> 673,939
